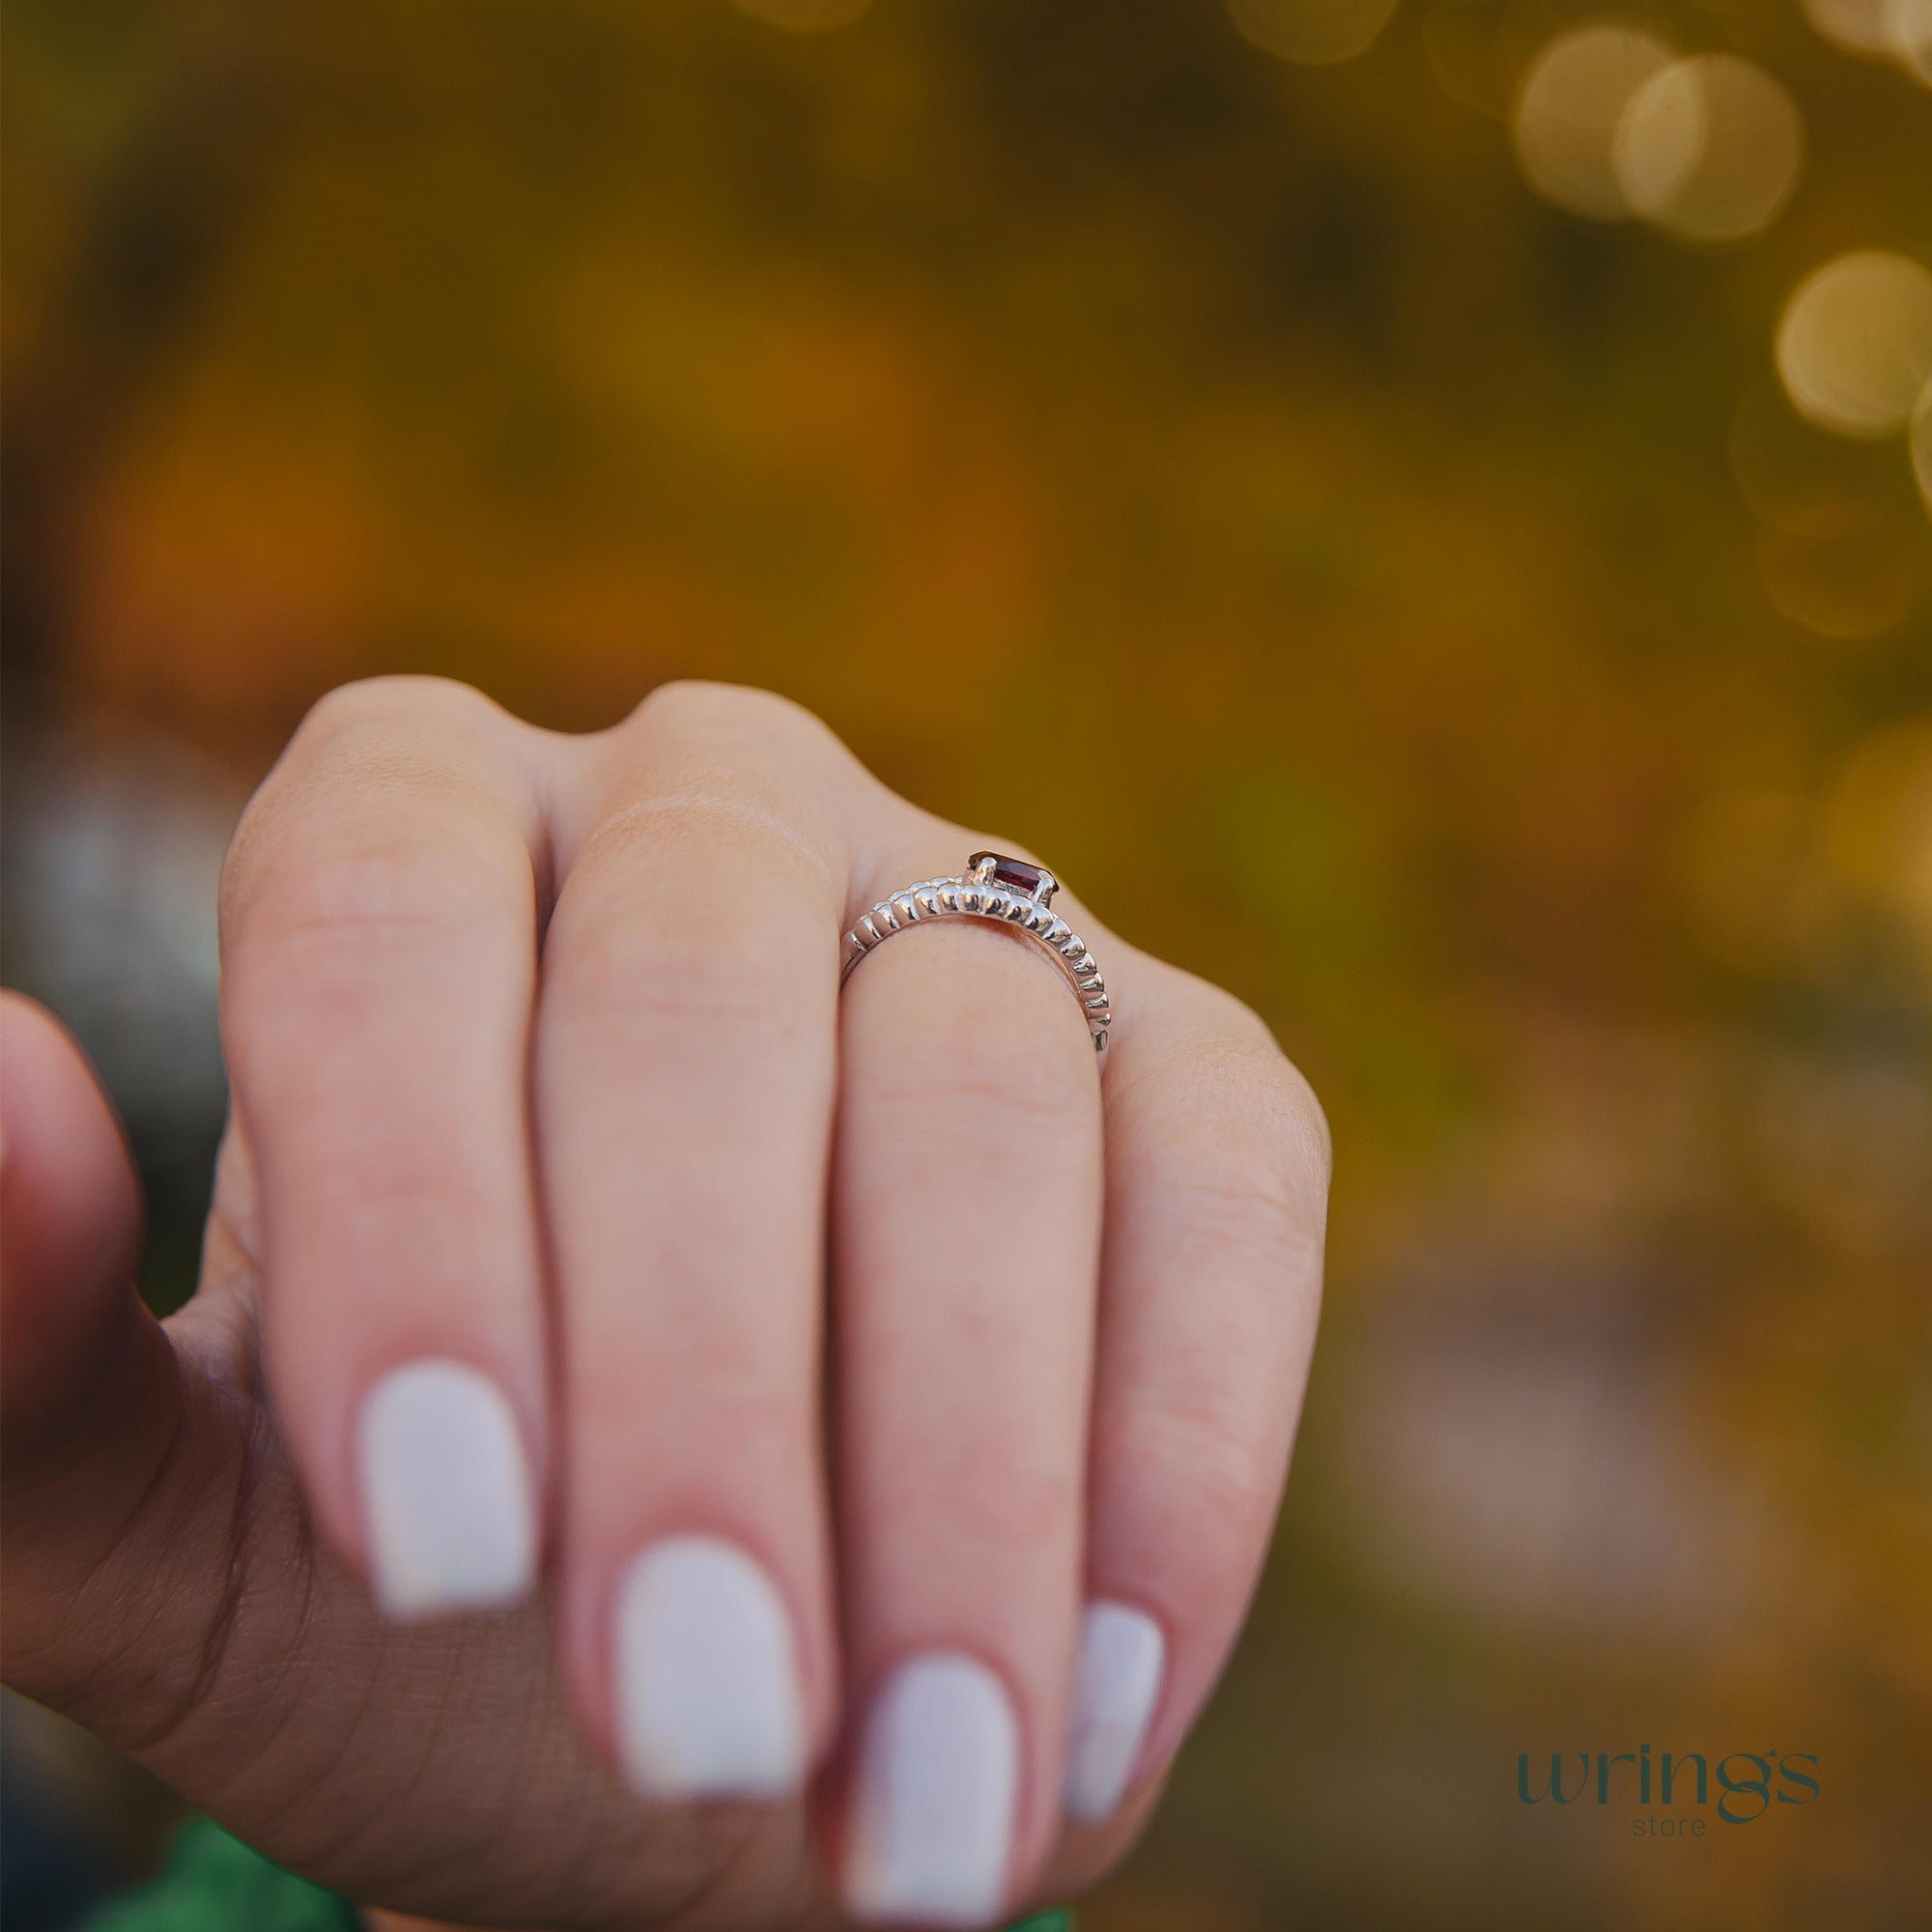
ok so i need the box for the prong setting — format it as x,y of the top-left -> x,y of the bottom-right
967,850 -> 1059,909
845,853 -> 1107,1059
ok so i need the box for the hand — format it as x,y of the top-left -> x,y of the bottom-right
1,679 -> 1327,1930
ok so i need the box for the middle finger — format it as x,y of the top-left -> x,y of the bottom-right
536,685 -> 854,1807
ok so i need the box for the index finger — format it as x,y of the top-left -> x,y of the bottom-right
219,675 -> 556,1616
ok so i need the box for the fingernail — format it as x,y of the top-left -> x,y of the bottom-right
358,1359 -> 537,1618
1064,1602 -> 1164,1825
614,1535 -> 807,1801
845,1651 -> 1018,1927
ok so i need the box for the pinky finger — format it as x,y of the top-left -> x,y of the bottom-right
1063,969 -> 1328,1834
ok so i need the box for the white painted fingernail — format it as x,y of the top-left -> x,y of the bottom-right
358,1359 -> 537,1618
846,1652 -> 1018,1927
1064,1602 -> 1164,1824
614,1535 -> 807,1801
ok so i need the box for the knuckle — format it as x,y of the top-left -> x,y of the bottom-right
1162,1158 -> 1317,1286
641,680 -> 838,753
867,1054 -> 1095,1154
1154,983 -> 1333,1207
229,834 -> 527,977
1200,986 -> 1330,1171
546,907 -> 810,1040
578,789 -> 841,903
635,679 -> 860,775
223,681 -> 535,952
554,938 -> 772,1032
1132,1394 -> 1286,1576
296,673 -> 506,746
932,1454 -> 1080,1566
1198,976 -> 1280,1054
975,1462 -> 1078,1560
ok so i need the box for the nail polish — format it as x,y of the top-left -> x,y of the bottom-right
846,1651 -> 1018,1925
358,1358 -> 536,1617
613,1535 -> 807,1800
1064,1602 -> 1164,1824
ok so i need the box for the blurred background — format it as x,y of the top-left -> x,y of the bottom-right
3,0 -> 1930,1925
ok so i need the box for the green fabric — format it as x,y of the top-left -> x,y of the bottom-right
88,1816 -> 1072,1931
85,1820 -> 357,1932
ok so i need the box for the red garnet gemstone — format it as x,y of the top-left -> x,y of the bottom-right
988,856 -> 1044,897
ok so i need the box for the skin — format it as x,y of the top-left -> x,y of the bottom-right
0,678 -> 1328,1931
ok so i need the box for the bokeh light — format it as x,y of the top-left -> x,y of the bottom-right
1805,0 -> 1932,80
1228,0 -> 1402,67
1896,0 -> 1932,85
732,0 -> 876,32
1802,0 -> 1898,54
1776,250 -> 1932,438
1612,55 -> 1803,244
1512,26 -> 1673,220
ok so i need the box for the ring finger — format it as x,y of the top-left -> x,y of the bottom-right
832,838 -> 1106,1925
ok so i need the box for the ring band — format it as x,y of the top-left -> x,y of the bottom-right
841,851 -> 1111,1060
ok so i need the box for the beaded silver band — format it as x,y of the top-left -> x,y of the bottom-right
841,851 -> 1111,1060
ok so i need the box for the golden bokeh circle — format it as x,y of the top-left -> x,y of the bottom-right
1512,26 -> 1674,220
1776,251 -> 1932,439
1613,56 -> 1803,244
1802,0 -> 1894,53
1894,0 -> 1932,86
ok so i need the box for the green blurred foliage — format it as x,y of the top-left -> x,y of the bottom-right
4,0 -> 1929,1924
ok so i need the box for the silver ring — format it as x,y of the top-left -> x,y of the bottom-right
841,851 -> 1111,1060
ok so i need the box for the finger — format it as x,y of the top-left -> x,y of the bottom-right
0,1005 -> 288,1778
538,683 -> 858,1804
0,992 -> 145,1460
1059,969 -> 1326,1833
218,676 -> 553,1617
833,850 -> 1105,1926
0,993 -> 210,1733
0,1045 -> 820,1928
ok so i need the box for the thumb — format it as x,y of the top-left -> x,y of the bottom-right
0,991 -> 198,1715
1,992 -> 148,1454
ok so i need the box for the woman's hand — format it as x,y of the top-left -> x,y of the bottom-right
1,679 -> 1327,1930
